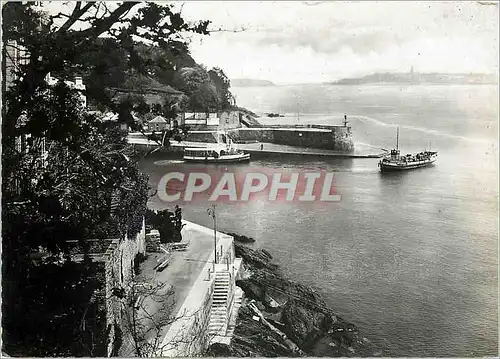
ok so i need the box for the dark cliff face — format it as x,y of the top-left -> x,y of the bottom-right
206,241 -> 378,357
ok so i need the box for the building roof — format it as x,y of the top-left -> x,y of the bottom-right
149,115 -> 168,124
93,111 -> 140,123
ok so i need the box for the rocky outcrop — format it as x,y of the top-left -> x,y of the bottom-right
224,232 -> 256,244
207,243 -> 378,357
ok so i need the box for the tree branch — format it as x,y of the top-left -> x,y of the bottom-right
78,2 -> 139,39
56,2 -> 96,33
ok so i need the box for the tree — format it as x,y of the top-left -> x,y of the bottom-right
2,2 -> 212,356
1,257 -> 106,357
2,2 -> 210,153
145,207 -> 185,243
1,0 -> 211,261
116,275 -> 180,357
209,67 -> 235,109
172,66 -> 220,112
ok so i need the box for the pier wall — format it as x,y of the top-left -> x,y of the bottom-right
184,132 -> 217,143
130,124 -> 355,153
182,125 -> 354,152
231,126 -> 353,151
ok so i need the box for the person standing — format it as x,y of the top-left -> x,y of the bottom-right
260,143 -> 264,150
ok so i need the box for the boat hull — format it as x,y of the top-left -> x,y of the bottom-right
183,153 -> 251,163
379,159 -> 436,172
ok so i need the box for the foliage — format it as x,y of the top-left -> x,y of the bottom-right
111,322 -> 123,357
145,206 -> 185,243
171,65 -> 236,112
133,252 -> 148,276
1,2 -> 212,356
209,67 -> 235,109
1,260 -> 106,357
172,66 -> 219,111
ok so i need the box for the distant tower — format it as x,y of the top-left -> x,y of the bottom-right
410,66 -> 414,74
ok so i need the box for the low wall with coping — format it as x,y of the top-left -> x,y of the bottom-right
103,220 -> 147,356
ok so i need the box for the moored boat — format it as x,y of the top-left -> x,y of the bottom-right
378,127 -> 437,172
183,131 -> 250,163
183,146 -> 250,163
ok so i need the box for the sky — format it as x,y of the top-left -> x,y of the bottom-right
178,1 -> 499,84
39,1 -> 499,85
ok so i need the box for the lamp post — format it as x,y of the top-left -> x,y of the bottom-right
207,204 -> 217,264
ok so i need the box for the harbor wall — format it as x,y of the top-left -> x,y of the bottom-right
184,132 -> 217,143
183,125 -> 354,152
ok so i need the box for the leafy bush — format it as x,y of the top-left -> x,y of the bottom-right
133,252 -> 148,275
145,206 -> 185,243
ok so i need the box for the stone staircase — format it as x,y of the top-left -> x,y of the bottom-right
208,271 -> 231,337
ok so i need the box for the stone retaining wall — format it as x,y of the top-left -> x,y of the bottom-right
184,132 -> 217,143
103,220 -> 147,356
182,126 -> 353,151
228,126 -> 354,151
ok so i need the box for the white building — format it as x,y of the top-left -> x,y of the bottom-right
45,73 -> 87,108
148,115 -> 170,132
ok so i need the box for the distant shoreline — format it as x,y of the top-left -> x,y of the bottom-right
231,81 -> 498,87
330,81 -> 499,86
328,72 -> 498,86
231,78 -> 276,87
230,73 -> 498,87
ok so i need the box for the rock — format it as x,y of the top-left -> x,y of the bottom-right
264,294 -> 281,313
205,343 -> 233,357
255,301 -> 266,311
225,232 -> 256,243
223,239 -> 377,357
261,249 -> 273,259
280,299 -> 328,350
228,306 -> 299,357
236,279 -> 264,302
234,244 -> 279,273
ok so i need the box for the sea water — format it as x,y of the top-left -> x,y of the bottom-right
141,84 -> 498,357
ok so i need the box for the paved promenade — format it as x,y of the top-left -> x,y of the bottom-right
157,222 -> 234,357
120,221 -> 233,356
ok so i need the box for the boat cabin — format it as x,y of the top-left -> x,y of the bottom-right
390,149 -> 401,159
184,146 -> 243,158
